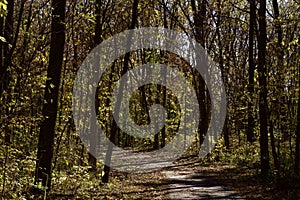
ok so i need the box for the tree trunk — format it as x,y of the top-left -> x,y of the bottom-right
191,0 -> 208,147
1,0 -> 14,145
0,0 -> 13,99
160,2 -> 168,148
295,58 -> 300,175
35,0 -> 66,189
258,0 -> 270,178
271,0 -> 284,175
269,120 -> 279,175
87,0 -> 104,173
102,0 -> 139,183
216,0 -> 229,150
0,15 -> 3,80
272,0 -> 283,63
247,0 -> 255,143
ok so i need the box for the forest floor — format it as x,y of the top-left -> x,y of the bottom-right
47,155 -> 300,200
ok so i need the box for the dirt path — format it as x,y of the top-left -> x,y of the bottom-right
162,169 -> 243,199
105,150 -> 245,199
159,159 -> 245,200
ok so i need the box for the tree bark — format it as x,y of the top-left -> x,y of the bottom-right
0,0 -> 13,99
247,0 -> 256,143
216,0 -> 229,150
1,0 -> 13,145
102,0 -> 139,183
271,0 -> 284,174
191,0 -> 208,147
295,57 -> 300,175
269,120 -> 279,175
258,0 -> 270,178
87,0 -> 104,173
35,0 -> 66,189
0,16 -> 3,80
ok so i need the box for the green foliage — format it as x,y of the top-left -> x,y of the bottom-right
0,36 -> 6,42
0,0 -> 299,198
0,145 -> 36,199
0,0 -> 7,16
226,143 -> 260,166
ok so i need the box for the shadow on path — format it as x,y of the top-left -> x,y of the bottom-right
162,167 -> 244,200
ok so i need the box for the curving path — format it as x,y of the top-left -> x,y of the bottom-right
108,149 -> 244,199
161,163 -> 244,200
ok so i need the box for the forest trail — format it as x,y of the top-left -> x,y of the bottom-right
110,150 -> 245,199
162,169 -> 244,199
160,159 -> 244,200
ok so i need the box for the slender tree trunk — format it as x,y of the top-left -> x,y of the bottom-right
216,0 -> 229,149
94,0 -> 102,46
0,0 -> 23,97
0,16 -> 3,77
87,0 -> 104,172
272,0 -> 283,63
0,14 -> 4,146
271,0 -> 284,174
269,120 -> 279,175
295,59 -> 300,175
0,0 -> 13,99
258,0 -> 270,178
35,0 -> 66,189
1,0 -> 14,145
102,0 -> 139,183
160,83 -> 166,148
160,2 -> 168,148
247,0 -> 255,143
191,0 -> 208,147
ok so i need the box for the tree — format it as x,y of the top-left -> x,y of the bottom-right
1,0 -> 300,197
191,0 -> 208,146
102,0 -> 139,183
295,56 -> 300,175
215,0 -> 229,149
269,0 -> 282,174
247,0 -> 256,144
0,0 -> 13,144
35,0 -> 66,189
0,0 -> 13,98
87,0 -> 104,173
257,0 -> 270,178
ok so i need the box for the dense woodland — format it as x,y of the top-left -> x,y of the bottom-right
0,0 -> 300,199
